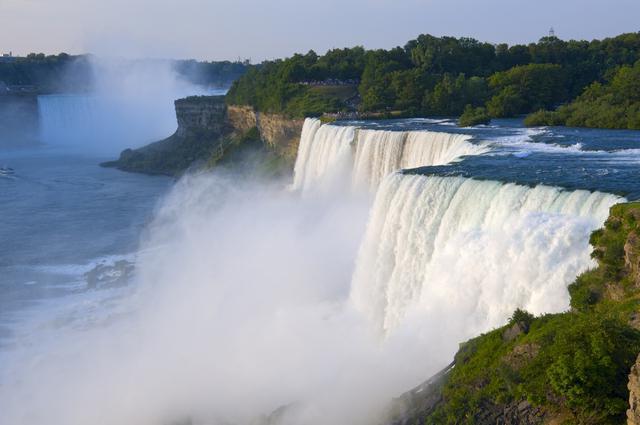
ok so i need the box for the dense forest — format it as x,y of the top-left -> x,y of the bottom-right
226,32 -> 640,129
525,60 -> 640,129
0,53 -> 248,93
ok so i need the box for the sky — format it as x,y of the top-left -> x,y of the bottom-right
1,0 -> 639,62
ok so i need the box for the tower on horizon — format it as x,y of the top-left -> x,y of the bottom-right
549,27 -> 556,37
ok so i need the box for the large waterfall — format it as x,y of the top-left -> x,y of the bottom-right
351,173 -> 622,335
292,118 -> 487,192
292,117 -> 622,337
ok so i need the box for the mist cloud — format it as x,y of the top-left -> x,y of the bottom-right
0,171 -> 443,425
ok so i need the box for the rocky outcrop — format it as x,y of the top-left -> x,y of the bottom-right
175,96 -> 228,137
227,105 -> 304,161
385,362 -> 452,425
227,105 -> 257,134
103,97 -> 304,176
257,112 -> 305,161
629,354 -> 640,425
102,96 -> 232,176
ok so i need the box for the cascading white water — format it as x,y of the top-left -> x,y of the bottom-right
292,118 -> 488,192
401,131 -> 488,168
352,130 -> 407,192
353,130 -> 488,190
292,119 -> 356,192
351,173 -> 623,335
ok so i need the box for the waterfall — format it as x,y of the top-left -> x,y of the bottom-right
292,118 -> 488,192
353,130 -> 488,191
38,95 -> 101,145
351,173 -> 623,335
352,130 -> 407,192
401,131 -> 488,168
292,119 -> 356,192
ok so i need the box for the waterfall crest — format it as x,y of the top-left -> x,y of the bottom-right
351,173 -> 623,334
292,118 -> 487,192
352,130 -> 407,192
292,119 -> 356,192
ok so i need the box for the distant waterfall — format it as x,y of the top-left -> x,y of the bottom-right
37,94 -> 179,152
292,118 -> 487,192
351,173 -> 623,335
38,95 -> 101,145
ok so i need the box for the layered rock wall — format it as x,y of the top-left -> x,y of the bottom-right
175,96 -> 228,137
227,104 -> 304,161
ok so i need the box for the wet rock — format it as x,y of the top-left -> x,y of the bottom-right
628,353 -> 640,425
84,259 -> 134,289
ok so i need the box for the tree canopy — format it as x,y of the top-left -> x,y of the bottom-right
226,32 -> 640,123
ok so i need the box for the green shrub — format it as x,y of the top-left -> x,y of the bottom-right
459,105 -> 491,126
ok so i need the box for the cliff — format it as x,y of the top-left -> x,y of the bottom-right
175,96 -> 228,137
103,97 -> 303,176
227,105 -> 304,162
102,96 -> 230,175
389,202 -> 640,425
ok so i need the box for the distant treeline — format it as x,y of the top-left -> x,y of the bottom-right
0,53 -> 248,93
0,53 -> 93,93
226,33 -> 640,129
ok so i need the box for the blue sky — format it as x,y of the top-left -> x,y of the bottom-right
1,0 -> 639,61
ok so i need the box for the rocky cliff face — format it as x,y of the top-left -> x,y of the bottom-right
175,96 -> 228,137
257,112 -> 305,161
103,96 -> 231,176
104,97 -> 304,176
227,105 -> 257,134
227,105 -> 304,162
629,354 -> 640,425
